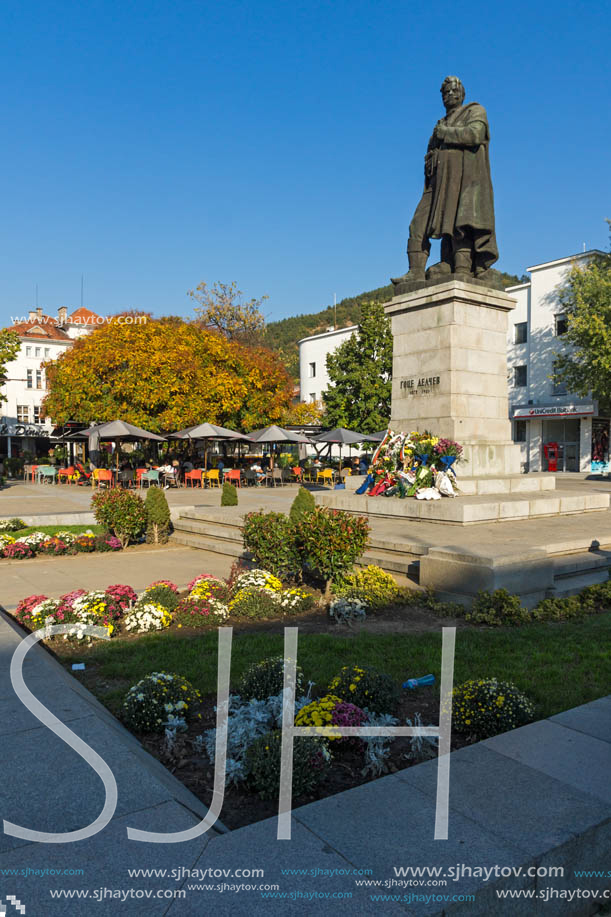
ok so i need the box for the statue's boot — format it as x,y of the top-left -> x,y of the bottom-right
391,251 -> 427,285
453,248 -> 474,280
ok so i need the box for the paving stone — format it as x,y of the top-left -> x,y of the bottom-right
548,695 -> 611,744
483,720 -> 611,804
168,815 -> 363,916
0,716 -> 183,853
292,774 -> 533,914
395,744 -> 611,859
0,687 -> 95,737
0,801 -> 211,916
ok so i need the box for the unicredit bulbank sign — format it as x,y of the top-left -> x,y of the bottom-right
513,404 -> 594,419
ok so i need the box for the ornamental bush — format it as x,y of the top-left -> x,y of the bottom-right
123,602 -> 172,634
189,576 -> 231,604
328,596 -> 367,625
295,694 -> 345,740
246,730 -> 329,800
105,584 -> 138,610
328,664 -> 399,715
451,679 -> 535,739
122,672 -> 202,734
238,656 -> 305,701
2,541 -> 34,559
72,534 -> 96,553
92,489 -> 147,548
221,482 -> 238,506
145,487 -> 171,544
333,565 -> 400,610
142,585 -> 180,613
295,507 -> 370,593
289,486 -> 315,524
242,511 -> 301,580
228,587 -> 280,619
275,587 -> 315,614
174,596 -> 229,627
466,590 -> 530,627
94,534 -> 123,552
0,518 -> 26,532
38,537 -> 69,556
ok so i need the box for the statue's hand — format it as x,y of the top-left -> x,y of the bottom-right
434,120 -> 447,141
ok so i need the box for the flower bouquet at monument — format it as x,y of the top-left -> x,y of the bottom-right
432,438 -> 464,472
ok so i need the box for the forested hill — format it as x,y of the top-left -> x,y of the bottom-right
264,268 -> 525,379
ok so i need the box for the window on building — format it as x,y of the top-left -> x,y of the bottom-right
36,369 -> 43,389
514,420 -> 527,443
44,347 -> 50,357
552,360 -> 567,395
17,405 -> 29,422
26,369 -> 33,389
555,314 -> 568,336
514,365 -> 527,387
308,362 -> 316,378
25,346 -> 32,356
35,346 -> 41,357
514,322 -> 527,344
309,393 -> 317,403
33,406 -> 41,423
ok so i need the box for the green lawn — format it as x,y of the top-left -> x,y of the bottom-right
56,612 -> 611,720
12,524 -> 104,537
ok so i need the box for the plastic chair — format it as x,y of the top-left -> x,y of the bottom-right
316,468 -> 334,487
184,469 -> 203,488
95,469 -> 114,488
140,469 -> 160,488
291,466 -> 303,482
224,469 -> 242,488
58,466 -> 76,484
205,469 -> 220,489
268,467 -> 285,487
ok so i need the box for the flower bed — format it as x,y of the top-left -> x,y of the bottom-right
1,529 -> 122,560
124,658 -> 535,831
362,429 -> 464,499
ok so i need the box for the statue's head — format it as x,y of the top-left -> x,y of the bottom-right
440,76 -> 465,111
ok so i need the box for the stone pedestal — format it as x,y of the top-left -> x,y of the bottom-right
384,279 -> 522,476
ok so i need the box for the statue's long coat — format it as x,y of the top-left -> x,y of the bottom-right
426,102 -> 498,269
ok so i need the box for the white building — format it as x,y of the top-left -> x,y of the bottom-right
299,251 -> 607,473
1,306 -> 102,458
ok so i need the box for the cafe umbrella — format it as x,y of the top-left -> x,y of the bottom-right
68,420 -> 166,472
246,425 -> 314,469
311,427 -> 369,471
169,422 -> 246,470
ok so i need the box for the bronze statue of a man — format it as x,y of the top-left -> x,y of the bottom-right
392,76 -> 499,290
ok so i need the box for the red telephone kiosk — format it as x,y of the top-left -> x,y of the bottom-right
544,442 -> 559,472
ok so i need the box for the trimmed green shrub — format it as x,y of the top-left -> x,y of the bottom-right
246,730 -> 329,800
122,672 -> 201,733
221,482 -> 238,506
328,664 -> 399,714
466,589 -> 530,626
145,487 -> 171,544
295,507 -> 370,593
289,486 -> 315,524
333,565 -> 399,610
238,656 -> 305,701
451,678 -> 535,739
92,489 -> 147,548
242,511 -> 301,580
142,585 -> 180,612
228,587 -> 281,619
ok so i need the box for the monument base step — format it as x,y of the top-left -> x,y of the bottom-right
315,488 -> 609,525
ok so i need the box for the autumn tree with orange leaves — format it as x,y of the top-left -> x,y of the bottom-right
42,313 -> 293,432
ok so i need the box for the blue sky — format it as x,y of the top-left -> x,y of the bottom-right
0,0 -> 609,327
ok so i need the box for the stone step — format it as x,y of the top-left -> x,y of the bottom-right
169,530 -> 245,558
315,488 -> 610,525
358,549 -> 414,576
457,473 -> 556,496
552,550 -> 611,580
552,569 -> 610,596
173,517 -> 243,542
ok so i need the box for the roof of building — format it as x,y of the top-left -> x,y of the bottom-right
298,324 -> 358,346
67,306 -> 102,324
9,319 -> 72,342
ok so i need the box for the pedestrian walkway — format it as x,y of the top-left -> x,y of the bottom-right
0,545 -> 234,611
0,602 -> 609,914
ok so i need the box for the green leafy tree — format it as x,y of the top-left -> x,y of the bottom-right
0,328 -> 20,402
323,301 -> 392,433
553,235 -> 611,413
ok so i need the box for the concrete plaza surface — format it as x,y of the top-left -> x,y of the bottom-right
0,602 -> 609,915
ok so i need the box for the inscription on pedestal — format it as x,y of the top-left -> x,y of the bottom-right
400,376 -> 441,396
